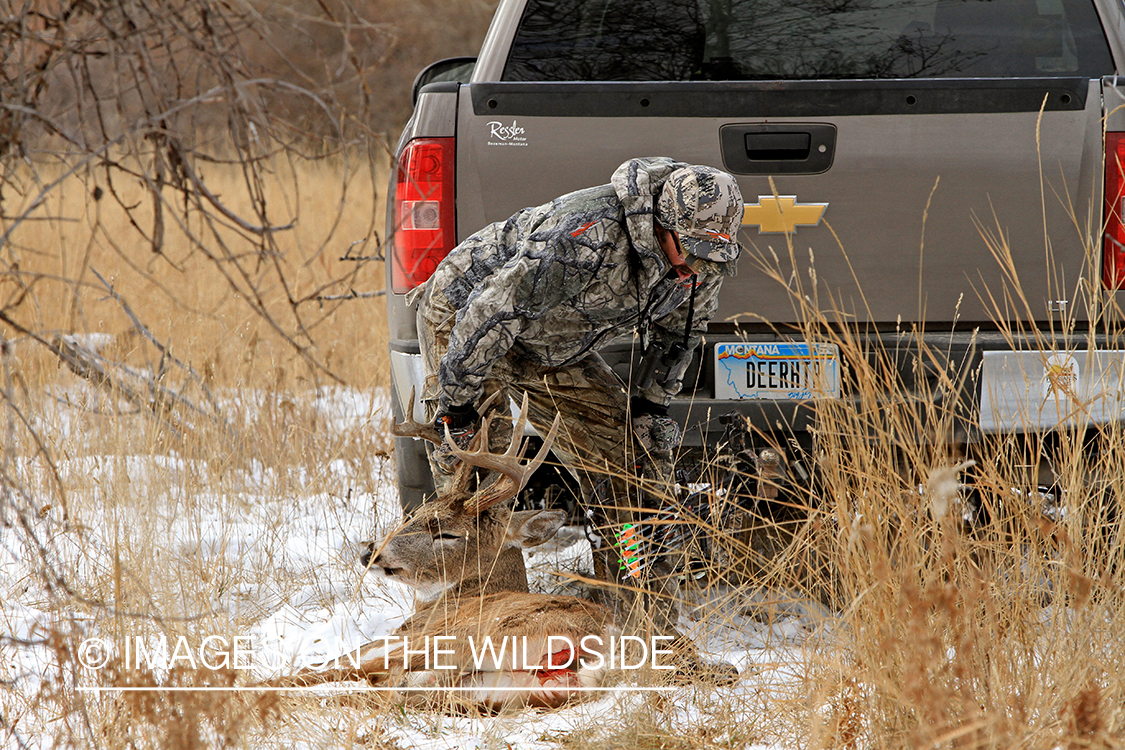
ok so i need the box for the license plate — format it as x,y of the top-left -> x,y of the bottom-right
714,342 -> 841,400
979,349 -> 1125,432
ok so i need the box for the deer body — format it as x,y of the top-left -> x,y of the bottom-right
277,397 -> 618,710
316,590 -> 614,710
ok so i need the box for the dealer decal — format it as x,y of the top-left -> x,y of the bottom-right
487,119 -> 528,147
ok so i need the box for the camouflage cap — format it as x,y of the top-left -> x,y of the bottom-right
656,166 -> 744,276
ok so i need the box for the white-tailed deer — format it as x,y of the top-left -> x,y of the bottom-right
274,395 -> 618,710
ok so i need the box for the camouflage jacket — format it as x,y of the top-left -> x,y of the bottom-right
418,157 -> 728,410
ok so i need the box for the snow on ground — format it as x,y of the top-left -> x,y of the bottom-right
0,385 -> 817,748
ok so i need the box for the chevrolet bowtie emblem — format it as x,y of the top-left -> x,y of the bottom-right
742,196 -> 828,234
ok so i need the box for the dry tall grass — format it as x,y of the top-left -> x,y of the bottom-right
633,213 -> 1125,748
797,332 -> 1125,749
0,153 -> 402,747
2,152 -> 389,392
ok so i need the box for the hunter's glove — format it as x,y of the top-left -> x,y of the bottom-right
434,402 -> 479,434
431,403 -> 480,473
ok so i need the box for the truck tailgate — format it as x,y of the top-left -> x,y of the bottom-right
456,78 -> 1103,327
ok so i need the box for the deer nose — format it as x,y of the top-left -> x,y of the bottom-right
359,542 -> 377,569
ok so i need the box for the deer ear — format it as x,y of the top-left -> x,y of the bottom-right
504,510 -> 566,548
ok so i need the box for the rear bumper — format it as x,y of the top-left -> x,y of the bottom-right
389,329 -> 1125,444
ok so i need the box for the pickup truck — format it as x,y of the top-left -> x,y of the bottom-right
384,0 -> 1125,510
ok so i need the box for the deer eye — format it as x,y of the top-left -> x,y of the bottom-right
433,531 -> 462,542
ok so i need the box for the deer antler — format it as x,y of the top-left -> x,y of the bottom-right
446,393 -> 562,513
391,388 -> 442,444
392,388 -> 560,511
391,388 -> 502,445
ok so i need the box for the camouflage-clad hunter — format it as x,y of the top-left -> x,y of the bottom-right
413,156 -> 743,650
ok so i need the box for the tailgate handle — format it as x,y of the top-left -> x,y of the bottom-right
744,132 -> 811,161
720,123 -> 836,175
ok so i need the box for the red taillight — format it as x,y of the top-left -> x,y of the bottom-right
1104,132 -> 1125,289
391,138 -> 456,294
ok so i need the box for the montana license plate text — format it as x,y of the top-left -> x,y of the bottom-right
714,342 -> 840,400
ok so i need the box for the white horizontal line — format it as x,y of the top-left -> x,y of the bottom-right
77,685 -> 679,693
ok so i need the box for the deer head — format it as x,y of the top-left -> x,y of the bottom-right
363,394 -> 563,601
271,396 -> 621,708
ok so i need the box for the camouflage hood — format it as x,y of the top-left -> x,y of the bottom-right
417,157 -> 726,411
610,156 -> 687,291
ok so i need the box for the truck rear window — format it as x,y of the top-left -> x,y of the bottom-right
503,0 -> 1114,81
